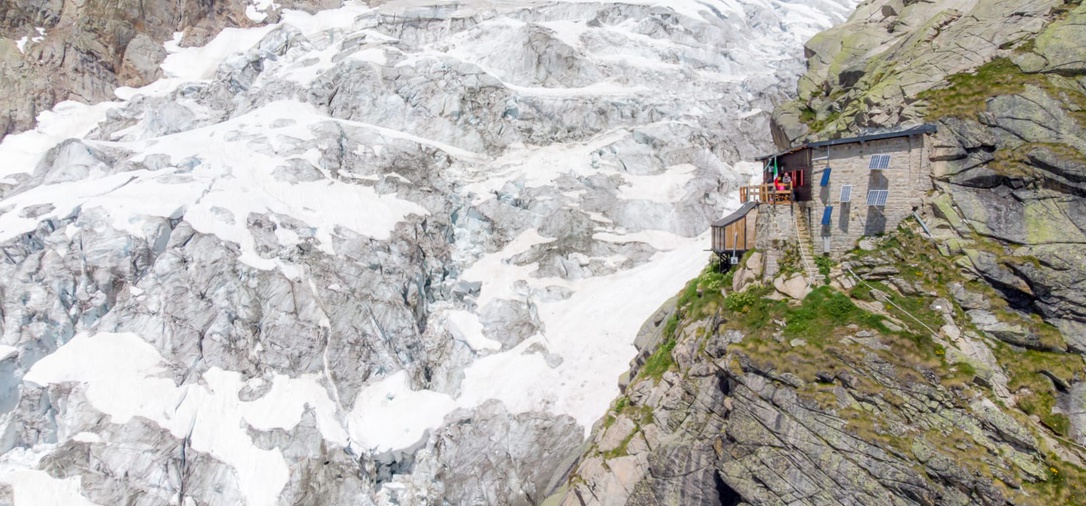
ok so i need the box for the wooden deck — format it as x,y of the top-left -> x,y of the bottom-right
739,183 -> 794,204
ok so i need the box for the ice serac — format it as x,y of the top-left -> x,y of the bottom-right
0,0 -> 856,504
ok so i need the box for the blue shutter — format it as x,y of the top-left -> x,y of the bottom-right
821,206 -> 833,225
819,168 -> 831,187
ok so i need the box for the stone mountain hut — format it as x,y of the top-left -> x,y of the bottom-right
715,124 -> 938,266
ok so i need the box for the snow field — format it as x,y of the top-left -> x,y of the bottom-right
24,332 -> 347,506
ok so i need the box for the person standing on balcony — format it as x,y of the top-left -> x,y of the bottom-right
782,172 -> 793,202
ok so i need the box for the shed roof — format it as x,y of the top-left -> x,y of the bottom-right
712,201 -> 758,228
755,124 -> 937,161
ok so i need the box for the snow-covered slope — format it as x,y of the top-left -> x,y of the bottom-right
0,0 -> 855,504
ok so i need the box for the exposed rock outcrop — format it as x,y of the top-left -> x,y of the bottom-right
770,0 -> 1086,351
560,0 -> 1086,504
0,0 -> 343,139
562,225 -> 1086,506
770,0 -> 1064,145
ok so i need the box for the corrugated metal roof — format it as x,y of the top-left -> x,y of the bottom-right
754,144 -> 808,161
712,201 -> 758,228
755,124 -> 937,161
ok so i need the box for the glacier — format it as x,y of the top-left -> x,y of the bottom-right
0,0 -> 854,504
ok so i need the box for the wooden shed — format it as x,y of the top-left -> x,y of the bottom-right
711,202 -> 758,265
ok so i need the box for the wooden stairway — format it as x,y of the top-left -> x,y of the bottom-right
792,204 -> 821,286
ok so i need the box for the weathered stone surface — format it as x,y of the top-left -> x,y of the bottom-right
1027,146 -> 1086,195
1028,3 -> 1086,74
0,0 -> 353,139
771,0 -> 1059,147
925,73 -> 1086,345
987,85 -> 1086,153
773,273 -> 810,300
950,282 -> 990,310
732,251 -> 763,293
117,33 -> 165,86
0,0 -> 260,139
598,416 -> 636,454
1069,381 -> 1086,445
562,291 -> 1057,506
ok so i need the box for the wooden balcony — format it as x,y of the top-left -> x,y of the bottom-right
739,183 -> 794,204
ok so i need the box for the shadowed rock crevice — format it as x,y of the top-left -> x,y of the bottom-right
713,472 -> 743,506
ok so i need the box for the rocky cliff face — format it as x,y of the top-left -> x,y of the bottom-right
0,0 -> 342,139
561,223 -> 1086,506
0,1 -> 857,504
770,0 -> 1086,347
560,0 -> 1086,504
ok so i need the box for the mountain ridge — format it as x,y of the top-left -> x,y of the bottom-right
557,0 -> 1086,503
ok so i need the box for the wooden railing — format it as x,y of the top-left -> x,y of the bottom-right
739,183 -> 793,204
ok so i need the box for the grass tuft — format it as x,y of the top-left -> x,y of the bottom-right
640,338 -> 677,381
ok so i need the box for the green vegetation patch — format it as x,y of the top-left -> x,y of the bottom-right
784,286 -> 885,341
777,241 -> 802,279
919,55 -> 1086,129
864,280 -> 946,338
814,255 -> 834,283
799,106 -> 842,135
724,289 -> 758,313
658,218 -> 1086,503
642,256 -> 759,384
1024,453 -> 1086,506
995,342 -> 1085,438
598,397 -> 656,460
919,58 -> 1034,120
990,141 -> 1086,180
640,338 -> 677,382
727,284 -> 942,387
840,222 -> 1086,501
